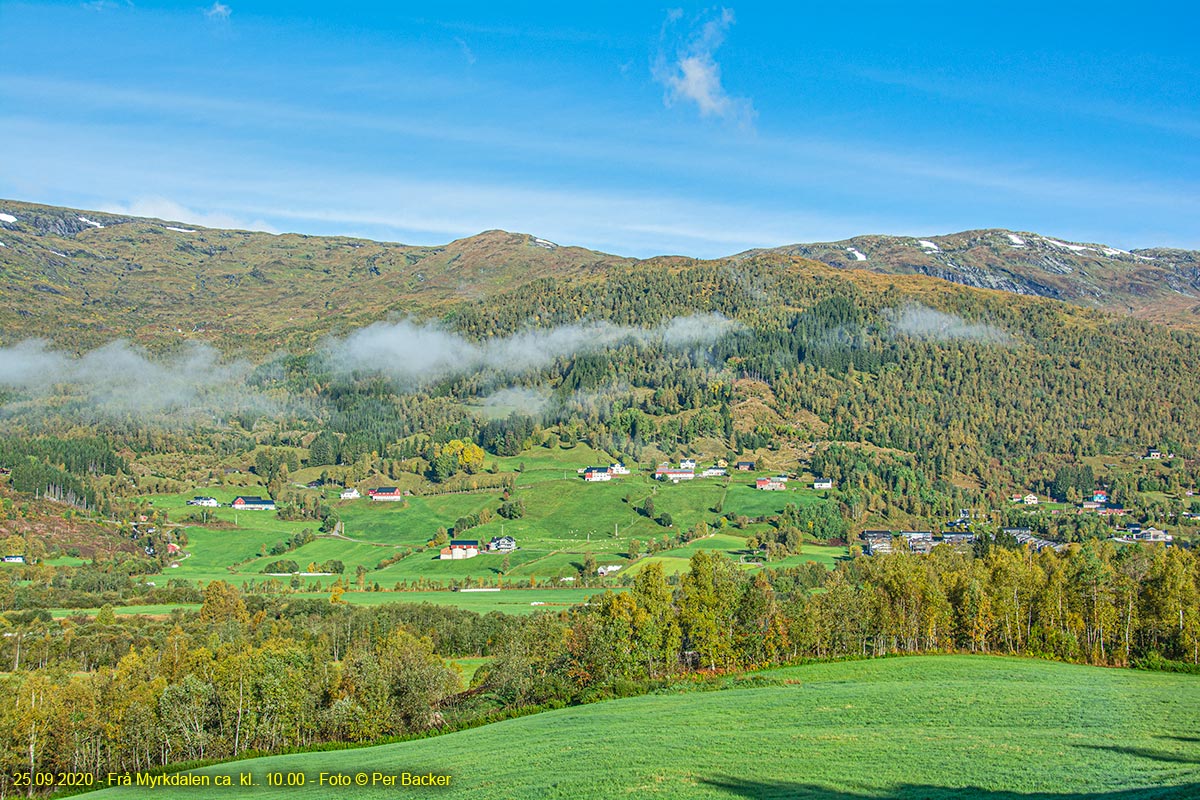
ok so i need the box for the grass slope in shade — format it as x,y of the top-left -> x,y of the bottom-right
86,656 -> 1200,799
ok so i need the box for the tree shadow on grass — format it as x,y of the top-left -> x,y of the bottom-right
1073,743 -> 1200,765
699,776 -> 1200,800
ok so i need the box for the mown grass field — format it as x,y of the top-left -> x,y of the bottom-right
84,655 -> 1200,799
48,588 -> 616,619
136,446 -> 845,609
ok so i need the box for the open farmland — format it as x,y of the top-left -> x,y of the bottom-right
84,655 -> 1200,799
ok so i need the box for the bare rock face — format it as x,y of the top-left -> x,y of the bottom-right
742,230 -> 1200,322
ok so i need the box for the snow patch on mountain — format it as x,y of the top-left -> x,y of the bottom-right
918,240 -> 940,252
78,216 -> 104,228
165,227 -> 196,233
1044,238 -> 1095,254
846,246 -> 867,262
0,213 -> 16,224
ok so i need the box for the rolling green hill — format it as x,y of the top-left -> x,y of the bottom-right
82,655 -> 1200,799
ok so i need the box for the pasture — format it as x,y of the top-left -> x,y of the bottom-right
84,655 -> 1200,799
136,446 -> 846,607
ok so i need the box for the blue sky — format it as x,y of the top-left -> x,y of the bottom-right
1,1 -> 1197,257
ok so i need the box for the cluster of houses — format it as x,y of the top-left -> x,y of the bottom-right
862,530 -> 974,555
654,459 -> 730,483
186,496 -> 276,511
438,535 -> 518,560
581,463 -> 631,482
1110,525 -> 1173,544
1001,528 -> 1067,553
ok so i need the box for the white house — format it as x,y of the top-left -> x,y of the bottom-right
701,467 -> 728,478
679,459 -> 697,470
368,487 -> 406,502
597,565 -> 622,576
340,487 -> 360,500
186,496 -> 220,507
609,463 -> 630,475
584,468 -> 612,482
1023,494 -> 1039,505
813,479 -> 833,490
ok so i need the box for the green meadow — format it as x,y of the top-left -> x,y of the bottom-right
137,447 -> 845,607
84,655 -> 1200,799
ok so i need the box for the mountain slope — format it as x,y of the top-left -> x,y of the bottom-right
741,229 -> 1200,327
4,199 -> 1200,352
0,199 -> 630,350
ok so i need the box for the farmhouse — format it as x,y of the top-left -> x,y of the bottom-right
813,478 -> 833,490
583,467 -> 612,482
439,540 -> 480,560
701,466 -> 728,477
679,459 -> 697,470
736,461 -> 755,471
1144,448 -> 1163,460
487,535 -> 517,552
368,487 -> 405,502
609,463 -> 630,475
756,477 -> 786,491
231,496 -> 275,511
186,496 -> 220,507
1093,490 -> 1108,504
862,531 -> 893,555
1023,494 -> 1039,505
340,487 -> 361,500
2,555 -> 25,564
655,464 -> 695,482
597,565 -> 622,576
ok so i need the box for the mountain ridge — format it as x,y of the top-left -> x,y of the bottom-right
3,198 -> 1199,348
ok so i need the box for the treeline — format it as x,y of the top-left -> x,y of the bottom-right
479,541 -> 1200,709
0,589 -> 519,795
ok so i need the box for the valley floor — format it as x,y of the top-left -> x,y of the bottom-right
82,655 -> 1200,799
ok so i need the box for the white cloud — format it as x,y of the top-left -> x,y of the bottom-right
99,196 -> 277,233
204,2 -> 230,21
886,304 -> 1011,344
455,37 -> 477,66
323,313 -> 741,388
653,7 -> 754,126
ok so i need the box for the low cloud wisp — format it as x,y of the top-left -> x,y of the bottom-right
0,339 -> 277,423
886,303 -> 1011,343
324,313 -> 741,387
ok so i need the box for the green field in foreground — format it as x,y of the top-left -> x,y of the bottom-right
48,587 -> 616,619
84,656 -> 1200,799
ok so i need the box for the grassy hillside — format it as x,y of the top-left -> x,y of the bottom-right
0,199 -> 630,351
83,656 -> 1200,799
4,200 -> 1200,354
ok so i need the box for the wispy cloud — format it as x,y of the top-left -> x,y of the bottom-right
653,7 -> 754,126
454,37 -> 477,66
0,339 -> 284,424
204,2 -> 230,21
322,314 -> 741,388
99,196 -> 277,234
886,304 -> 1011,343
